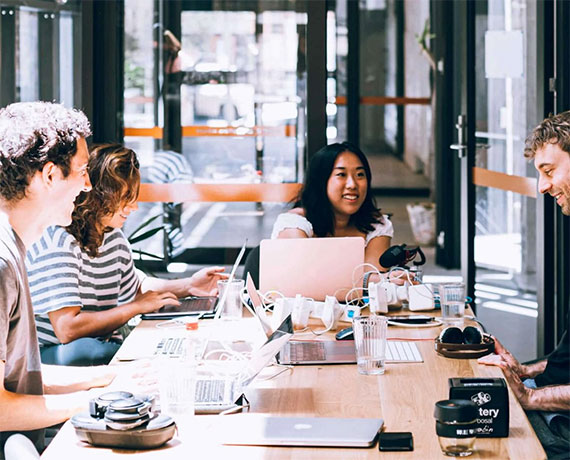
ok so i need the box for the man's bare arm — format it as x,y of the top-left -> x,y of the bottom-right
41,364 -> 115,394
0,361 -> 85,431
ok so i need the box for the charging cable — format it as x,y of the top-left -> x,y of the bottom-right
203,347 -> 251,362
259,290 -> 285,312
352,263 -> 383,288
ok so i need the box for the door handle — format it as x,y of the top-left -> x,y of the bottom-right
450,114 -> 467,158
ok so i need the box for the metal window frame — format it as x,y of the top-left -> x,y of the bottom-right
38,10 -> 59,102
346,0 -> 359,145
82,0 -> 124,144
432,0 -> 461,269
162,0 -> 182,153
306,0 -> 327,159
1,6 -> 16,106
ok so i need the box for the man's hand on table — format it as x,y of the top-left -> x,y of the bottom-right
478,337 -> 530,378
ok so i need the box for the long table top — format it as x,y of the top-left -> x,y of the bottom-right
41,312 -> 546,459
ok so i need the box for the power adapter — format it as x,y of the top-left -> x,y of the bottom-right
408,284 -> 435,311
368,281 -> 389,314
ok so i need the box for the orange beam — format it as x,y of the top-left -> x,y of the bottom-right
181,125 -> 296,137
124,127 -> 163,139
124,125 -> 296,138
138,183 -> 303,203
334,96 -> 431,106
472,167 -> 537,198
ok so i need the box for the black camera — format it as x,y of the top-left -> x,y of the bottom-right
71,391 -> 176,449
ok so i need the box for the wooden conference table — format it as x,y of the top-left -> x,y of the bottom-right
41,311 -> 546,459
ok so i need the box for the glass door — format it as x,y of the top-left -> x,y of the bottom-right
455,0 -> 543,362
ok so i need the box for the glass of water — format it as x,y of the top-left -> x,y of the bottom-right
158,354 -> 196,437
352,315 -> 388,375
439,283 -> 466,326
217,279 -> 245,320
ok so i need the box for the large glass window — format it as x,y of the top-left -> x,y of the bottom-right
123,1 -> 308,263
13,4 -> 80,107
328,0 -> 402,152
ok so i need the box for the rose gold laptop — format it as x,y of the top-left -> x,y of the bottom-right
259,237 -> 364,301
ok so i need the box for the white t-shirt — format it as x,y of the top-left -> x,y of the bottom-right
270,212 -> 393,246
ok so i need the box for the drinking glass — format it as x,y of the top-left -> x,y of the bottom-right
217,279 -> 245,319
439,283 -> 466,326
158,354 -> 196,436
352,315 -> 388,375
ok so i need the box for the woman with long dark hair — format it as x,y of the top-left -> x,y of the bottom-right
271,142 -> 392,271
27,144 -> 225,365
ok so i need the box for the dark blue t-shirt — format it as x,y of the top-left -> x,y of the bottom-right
535,328 -> 570,387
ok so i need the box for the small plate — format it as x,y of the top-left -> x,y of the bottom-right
434,334 -> 495,359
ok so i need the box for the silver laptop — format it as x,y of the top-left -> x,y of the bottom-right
195,315 -> 293,413
278,340 -> 423,365
259,237 -> 364,301
142,240 -> 247,320
219,415 -> 383,447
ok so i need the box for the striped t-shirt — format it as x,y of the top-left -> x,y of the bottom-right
26,226 -> 142,346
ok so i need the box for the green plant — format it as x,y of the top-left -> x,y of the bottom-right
127,213 -> 165,260
125,61 -> 145,91
415,19 -> 436,70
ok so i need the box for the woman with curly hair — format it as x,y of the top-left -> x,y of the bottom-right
26,144 -> 225,366
271,142 -> 393,272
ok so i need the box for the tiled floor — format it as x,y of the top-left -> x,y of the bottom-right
367,153 -> 431,191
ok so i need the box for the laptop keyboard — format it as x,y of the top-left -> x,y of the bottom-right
155,337 -> 186,357
154,337 -> 209,360
195,379 -> 227,403
289,342 -> 326,361
287,341 -> 422,363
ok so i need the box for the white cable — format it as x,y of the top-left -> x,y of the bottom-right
332,287 -> 349,300
344,287 -> 367,309
260,290 -> 285,312
352,263 -> 382,287
388,266 -> 414,284
203,348 -> 250,361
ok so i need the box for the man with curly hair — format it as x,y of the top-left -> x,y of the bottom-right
0,102 -> 114,456
480,110 -> 570,459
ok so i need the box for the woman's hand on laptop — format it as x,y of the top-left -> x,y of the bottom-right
134,290 -> 180,314
186,266 -> 228,297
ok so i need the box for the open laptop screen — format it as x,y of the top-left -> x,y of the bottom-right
259,237 -> 364,301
